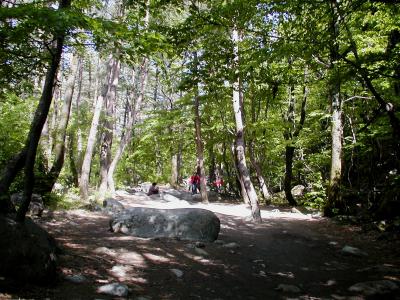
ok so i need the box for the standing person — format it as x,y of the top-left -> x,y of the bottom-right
214,176 -> 224,193
190,172 -> 200,195
147,182 -> 159,196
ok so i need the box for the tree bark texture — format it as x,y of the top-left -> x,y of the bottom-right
107,0 -> 150,194
283,84 -> 298,206
231,27 -> 261,222
98,58 -> 120,199
324,0 -> 344,216
16,0 -> 71,222
249,141 -> 271,203
79,54 -> 114,200
42,53 -> 79,193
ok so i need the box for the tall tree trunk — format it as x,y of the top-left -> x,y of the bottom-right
80,54 -> 115,200
193,52 -> 209,204
325,0 -> 343,216
42,53 -> 79,193
231,27 -> 261,222
98,58 -> 120,199
170,152 -> 179,187
208,146 -> 216,186
249,141 -> 271,203
16,0 -> 71,222
107,0 -> 150,194
283,84 -> 298,206
68,133 -> 79,187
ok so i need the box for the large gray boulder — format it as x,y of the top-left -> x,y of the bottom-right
110,207 -> 220,242
0,215 -> 58,284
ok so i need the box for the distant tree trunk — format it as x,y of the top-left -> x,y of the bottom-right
41,53 -> 79,193
107,0 -> 150,194
68,133 -> 79,187
249,141 -> 271,203
231,27 -> 261,222
98,58 -> 120,199
208,146 -> 216,186
16,0 -> 71,222
170,152 -> 179,187
325,0 -> 344,216
193,52 -> 208,203
249,89 -> 271,203
283,84 -> 298,206
80,54 -> 115,200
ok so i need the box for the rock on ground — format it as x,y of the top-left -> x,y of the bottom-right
97,282 -> 129,297
10,192 -> 44,216
348,280 -> 399,296
0,215 -> 58,284
110,207 -> 220,242
103,198 -> 125,213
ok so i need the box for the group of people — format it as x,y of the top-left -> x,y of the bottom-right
146,172 -> 224,197
188,172 -> 224,195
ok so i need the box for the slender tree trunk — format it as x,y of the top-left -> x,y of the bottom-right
283,84 -> 298,206
107,0 -> 150,194
193,52 -> 209,204
42,53 -> 79,193
68,133 -> 79,187
231,27 -> 261,222
208,146 -> 216,186
16,0 -> 71,222
80,54 -> 115,200
170,152 -> 179,187
284,145 -> 297,205
98,58 -> 120,199
325,0 -> 343,216
249,142 -> 271,203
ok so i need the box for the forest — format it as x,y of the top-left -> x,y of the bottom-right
0,0 -> 399,298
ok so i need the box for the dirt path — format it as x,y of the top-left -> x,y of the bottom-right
3,190 -> 400,299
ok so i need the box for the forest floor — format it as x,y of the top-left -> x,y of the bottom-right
1,188 -> 400,300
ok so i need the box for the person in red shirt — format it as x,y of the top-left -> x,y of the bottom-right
214,176 -> 224,193
190,173 -> 200,195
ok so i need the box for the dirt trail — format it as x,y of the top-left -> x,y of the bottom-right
2,189 -> 399,299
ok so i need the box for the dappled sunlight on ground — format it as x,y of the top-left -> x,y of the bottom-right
4,189 -> 398,299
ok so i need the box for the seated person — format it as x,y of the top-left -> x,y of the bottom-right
147,182 -> 159,196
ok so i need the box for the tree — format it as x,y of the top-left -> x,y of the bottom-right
16,0 -> 72,222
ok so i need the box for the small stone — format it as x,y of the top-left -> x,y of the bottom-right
134,297 -> 152,300
275,284 -> 301,293
110,265 -> 132,278
348,280 -> 399,296
186,243 -> 195,249
97,283 -> 129,297
326,279 -> 337,286
329,241 -> 338,246
195,241 -> 205,248
272,209 -> 280,213
291,207 -> 303,214
214,240 -> 224,245
222,242 -> 240,249
341,245 -> 367,257
194,248 -> 208,256
170,268 -> 184,278
259,271 -> 266,277
64,274 -> 87,284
